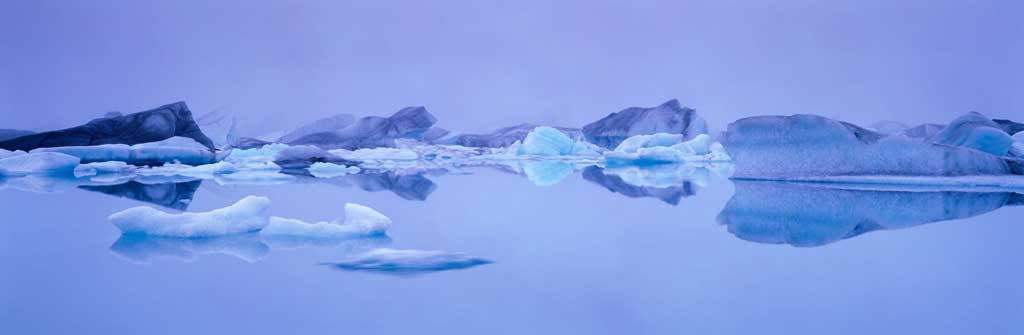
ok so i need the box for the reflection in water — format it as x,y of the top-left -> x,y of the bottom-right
346,172 -> 437,201
717,181 -> 1020,247
80,180 -> 201,210
110,233 -> 270,263
110,233 -> 391,264
582,166 -> 696,205
322,248 -> 492,276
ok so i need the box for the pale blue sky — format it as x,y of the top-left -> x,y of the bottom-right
2,0 -> 1022,136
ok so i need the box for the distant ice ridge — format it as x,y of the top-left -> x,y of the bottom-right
324,248 -> 491,275
605,133 -> 730,165
109,196 -> 271,237
262,203 -> 391,239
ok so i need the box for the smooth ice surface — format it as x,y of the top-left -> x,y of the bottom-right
0,151 -> 80,175
110,233 -> 270,263
722,114 -> 1010,178
108,195 -> 271,237
262,203 -> 391,239
324,248 -> 491,275
930,112 -> 1014,156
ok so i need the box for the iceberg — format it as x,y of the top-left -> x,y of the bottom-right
994,119 -> 1024,136
196,109 -> 238,149
0,101 -> 215,151
582,99 -> 708,149
323,248 -> 492,275
516,126 -> 596,156
929,112 -> 1013,156
74,161 -> 136,177
287,106 -> 437,150
717,181 -> 1018,247
278,113 -> 355,143
261,203 -> 391,239
604,133 -> 730,165
436,123 -> 582,148
722,114 -> 1011,178
0,129 -> 33,141
307,162 -> 361,178
108,195 -> 271,237
273,145 -> 359,171
31,136 -> 216,165
0,152 -> 80,175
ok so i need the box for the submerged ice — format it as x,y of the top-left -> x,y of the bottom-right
262,203 -> 391,239
324,248 -> 492,275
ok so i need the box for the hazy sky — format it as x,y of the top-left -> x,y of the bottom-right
2,0 -> 1022,136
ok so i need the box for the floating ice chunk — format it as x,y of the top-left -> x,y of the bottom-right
0,149 -> 26,159
262,203 -> 391,239
436,123 -> 582,148
31,136 -> 216,165
225,143 -> 290,163
308,162 -> 361,178
324,248 -> 491,275
108,195 -> 271,237
74,161 -> 137,177
517,126 -> 576,156
273,145 -> 357,170
929,112 -> 1013,156
0,152 -> 80,175
330,147 -> 419,161
605,133 -> 728,165
722,114 -> 1010,178
175,161 -> 238,178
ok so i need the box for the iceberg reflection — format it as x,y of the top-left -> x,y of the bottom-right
109,233 -> 271,263
717,181 -> 1020,247
80,180 -> 201,210
322,248 -> 492,276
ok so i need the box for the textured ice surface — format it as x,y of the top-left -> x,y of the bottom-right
287,107 -> 436,150
307,162 -> 361,178
717,181 -> 1017,247
0,152 -> 80,175
929,112 -> 1013,156
109,195 -> 271,237
605,133 -> 729,165
436,123 -> 582,148
278,114 -> 356,143
517,126 -> 589,156
262,203 -> 391,239
31,136 -> 215,165
273,145 -> 357,171
582,99 -> 708,149
74,161 -> 136,177
324,248 -> 491,275
722,114 -> 1010,178
0,101 -> 215,151
196,109 -> 238,149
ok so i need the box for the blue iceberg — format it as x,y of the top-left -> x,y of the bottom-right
582,99 -> 708,149
108,195 -> 271,237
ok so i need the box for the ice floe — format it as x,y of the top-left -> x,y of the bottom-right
323,248 -> 491,275
262,203 -> 391,239
109,195 -> 271,237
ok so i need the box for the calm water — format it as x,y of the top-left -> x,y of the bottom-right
2,166 -> 1022,334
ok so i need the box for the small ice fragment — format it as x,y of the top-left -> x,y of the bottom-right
324,248 -> 491,275
108,195 -> 271,237
307,162 -> 361,178
262,203 -> 391,239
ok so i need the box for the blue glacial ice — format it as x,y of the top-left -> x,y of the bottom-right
604,133 -> 730,165
929,112 -> 1014,156
516,126 -> 599,157
262,203 -> 391,239
0,151 -> 80,175
108,195 -> 271,237
582,99 -> 708,149
31,136 -> 216,166
74,161 -> 137,178
717,181 -> 1019,247
323,248 -> 492,275
722,114 -> 1012,179
307,162 -> 361,178
436,123 -> 583,148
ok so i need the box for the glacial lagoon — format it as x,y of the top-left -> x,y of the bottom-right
2,163 -> 1022,334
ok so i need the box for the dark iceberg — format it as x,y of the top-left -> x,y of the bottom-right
436,123 -> 581,148
581,166 -> 695,205
582,99 -> 708,149
0,102 -> 215,151
717,181 -> 1019,247
287,106 -> 437,150
348,172 -> 437,201
78,180 -> 202,210
0,129 -> 34,141
994,119 -> 1024,135
273,145 -> 359,171
278,113 -> 356,143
